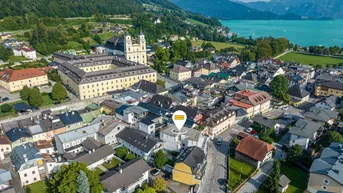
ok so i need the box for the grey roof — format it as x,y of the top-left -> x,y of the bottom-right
105,36 -> 124,51
316,95 -> 338,109
101,158 -> 151,192
171,65 -> 191,73
310,143 -> 343,185
55,123 -> 100,143
81,137 -> 102,150
173,105 -> 198,120
98,119 -> 128,136
11,143 -> 41,170
288,84 -> 310,98
40,115 -> 65,131
72,144 -> 114,166
253,115 -> 277,129
148,94 -> 173,110
116,128 -> 162,153
17,117 -> 35,128
206,107 -> 235,128
319,81 -> 343,90
132,80 -> 167,94
304,107 -> 339,123
171,92 -> 188,103
28,124 -> 43,135
59,111 -> 82,125
0,169 -> 11,186
176,146 -> 205,175
124,106 -> 149,115
100,100 -> 122,110
0,187 -> 15,193
289,119 -> 322,138
1,121 -> 19,133
161,124 -> 201,142
279,174 -> 291,188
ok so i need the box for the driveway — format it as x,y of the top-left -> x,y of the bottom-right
0,88 -> 21,104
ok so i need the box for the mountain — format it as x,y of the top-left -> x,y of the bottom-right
245,0 -> 343,19
171,0 -> 301,20
0,0 -> 180,19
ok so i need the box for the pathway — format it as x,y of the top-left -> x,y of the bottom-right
274,50 -> 291,59
97,165 -> 109,173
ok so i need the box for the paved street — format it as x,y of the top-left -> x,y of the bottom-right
1,157 -> 25,193
199,125 -> 244,193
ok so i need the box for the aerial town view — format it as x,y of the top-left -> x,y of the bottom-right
0,0 -> 343,193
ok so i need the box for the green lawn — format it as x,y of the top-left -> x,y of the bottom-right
229,157 -> 255,190
94,167 -> 104,176
256,164 -> 308,193
26,181 -> 47,193
192,40 -> 244,51
67,41 -> 84,50
278,52 -> 343,66
8,55 -> 27,62
102,158 -> 120,170
187,19 -> 208,27
98,32 -> 114,43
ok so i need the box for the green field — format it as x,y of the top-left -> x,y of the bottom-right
187,19 -> 208,27
278,52 -> 343,66
229,157 -> 255,190
193,40 -> 244,51
256,164 -> 307,193
26,181 -> 47,193
8,56 -> 27,62
67,41 -> 84,50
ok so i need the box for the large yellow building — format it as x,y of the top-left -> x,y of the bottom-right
173,146 -> 206,185
315,81 -> 343,97
170,65 -> 192,82
57,54 -> 156,100
0,68 -> 48,92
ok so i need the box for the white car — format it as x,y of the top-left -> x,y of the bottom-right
245,127 -> 253,133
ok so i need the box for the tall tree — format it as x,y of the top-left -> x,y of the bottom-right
76,170 -> 90,193
52,82 -> 68,102
266,161 -> 281,193
286,144 -> 303,163
20,86 -> 31,100
153,177 -> 167,192
270,75 -> 290,101
153,150 -> 168,169
328,131 -> 343,144
29,87 -> 43,107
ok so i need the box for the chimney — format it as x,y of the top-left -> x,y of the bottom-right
88,150 -> 92,154
92,148 -> 95,153
119,168 -> 123,174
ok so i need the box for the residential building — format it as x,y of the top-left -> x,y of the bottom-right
58,111 -> 83,132
0,169 -> 12,190
307,143 -> 343,193
279,174 -> 291,193
160,124 -> 208,152
173,146 -> 206,185
170,65 -> 192,82
0,33 -> 12,41
100,100 -> 122,115
315,81 -> 343,97
131,80 -> 168,95
97,118 -> 128,145
116,128 -> 163,162
235,135 -> 274,168
57,54 -> 156,100
120,106 -> 149,126
39,115 -> 66,142
228,90 -> 272,119
304,107 -> 339,125
54,123 -> 100,154
0,135 -> 11,160
288,84 -> 310,106
252,115 -> 281,134
11,143 -> 43,186
315,95 -> 339,111
101,158 -> 150,193
205,107 -> 236,137
27,125 -> 46,142
13,46 -> 37,60
5,128 -> 33,148
148,94 -> 173,110
194,63 -> 220,76
138,115 -> 164,135
289,119 -> 322,150
0,68 -> 48,92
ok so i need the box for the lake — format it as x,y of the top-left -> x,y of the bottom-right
221,20 -> 343,47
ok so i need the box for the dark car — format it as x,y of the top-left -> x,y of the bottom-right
1,97 -> 9,102
31,106 -> 40,111
54,101 -> 61,105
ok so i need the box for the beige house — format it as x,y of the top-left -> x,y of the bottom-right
170,65 -> 192,82
307,143 -> 343,193
0,135 -> 11,160
0,68 -> 48,92
124,33 -> 147,65
205,107 -> 236,137
58,54 -> 156,100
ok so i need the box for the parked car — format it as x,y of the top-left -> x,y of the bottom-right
245,127 -> 253,133
150,169 -> 161,176
216,137 -> 223,146
1,97 -> 9,102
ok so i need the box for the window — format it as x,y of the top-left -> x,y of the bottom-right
324,179 -> 329,184
322,186 -> 327,190
34,178 -> 37,181
26,180 -> 29,184
24,174 -> 27,177
32,171 -> 35,174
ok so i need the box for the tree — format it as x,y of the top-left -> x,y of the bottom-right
156,80 -> 165,88
46,162 -> 103,193
143,187 -> 156,193
52,82 -> 68,102
0,44 -> 13,61
76,170 -> 90,193
286,144 -> 303,163
20,86 -> 31,100
0,104 -> 13,113
93,35 -> 102,44
153,150 -> 168,169
328,131 -> 343,143
266,161 -> 281,193
29,87 -> 43,107
115,146 -> 128,158
270,75 -> 289,101
153,177 -> 167,192
124,153 -> 135,161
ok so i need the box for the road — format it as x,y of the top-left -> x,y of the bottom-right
274,50 -> 291,59
199,124 -> 245,193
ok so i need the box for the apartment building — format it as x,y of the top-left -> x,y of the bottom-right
13,46 -> 37,60
57,54 -> 156,100
170,65 -> 192,82
315,81 -> 343,97
205,107 -> 236,137
0,68 -> 48,92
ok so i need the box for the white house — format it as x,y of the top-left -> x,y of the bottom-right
116,128 -> 163,162
289,119 -> 322,150
138,115 -> 164,135
315,95 -> 339,111
97,119 -> 129,145
13,46 -> 37,60
0,169 -> 12,190
205,107 -> 236,137
101,158 -> 151,193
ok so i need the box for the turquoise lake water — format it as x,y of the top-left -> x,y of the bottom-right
221,20 -> 343,47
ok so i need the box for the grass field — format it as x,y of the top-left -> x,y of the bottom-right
98,32 -> 115,43
192,41 -> 244,51
102,158 -> 120,170
229,157 -> 255,190
256,163 -> 307,193
187,19 -> 208,27
26,181 -> 47,193
8,56 -> 27,62
67,41 -> 84,50
278,52 -> 343,66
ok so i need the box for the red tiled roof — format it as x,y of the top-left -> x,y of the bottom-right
235,136 -> 274,161
0,134 -> 11,145
0,68 -> 47,82
234,90 -> 271,106
228,99 -> 253,109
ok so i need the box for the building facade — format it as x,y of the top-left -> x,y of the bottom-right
315,81 -> 343,97
170,65 -> 192,82
205,107 -> 236,137
124,33 -> 147,65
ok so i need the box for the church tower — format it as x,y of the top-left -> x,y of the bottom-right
123,32 -> 147,65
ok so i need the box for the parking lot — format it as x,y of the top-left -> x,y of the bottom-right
0,88 -> 21,104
